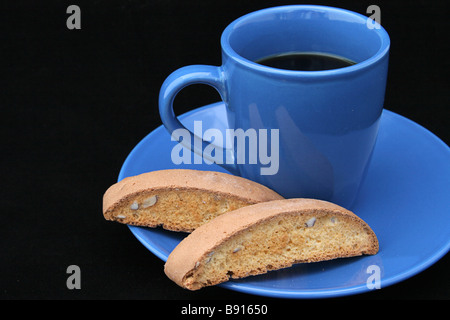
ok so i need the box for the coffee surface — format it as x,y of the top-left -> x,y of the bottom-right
256,52 -> 356,71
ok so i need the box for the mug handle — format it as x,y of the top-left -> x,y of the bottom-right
158,65 -> 239,175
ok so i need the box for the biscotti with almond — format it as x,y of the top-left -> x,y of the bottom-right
164,198 -> 378,290
102,169 -> 283,232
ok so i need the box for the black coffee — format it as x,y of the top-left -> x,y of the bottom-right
256,52 -> 356,71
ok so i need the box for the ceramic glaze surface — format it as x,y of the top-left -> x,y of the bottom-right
159,5 -> 390,208
122,103 -> 450,298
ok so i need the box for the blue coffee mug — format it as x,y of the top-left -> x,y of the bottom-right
159,5 -> 390,208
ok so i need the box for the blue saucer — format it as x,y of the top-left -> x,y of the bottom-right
118,102 -> 450,298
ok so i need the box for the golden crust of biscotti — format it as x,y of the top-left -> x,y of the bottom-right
102,169 -> 283,232
164,198 -> 379,290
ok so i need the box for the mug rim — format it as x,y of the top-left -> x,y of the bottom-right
220,5 -> 390,79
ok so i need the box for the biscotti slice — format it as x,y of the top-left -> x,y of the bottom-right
164,198 -> 378,290
103,169 -> 283,232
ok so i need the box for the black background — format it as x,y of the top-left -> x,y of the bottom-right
1,0 -> 449,302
